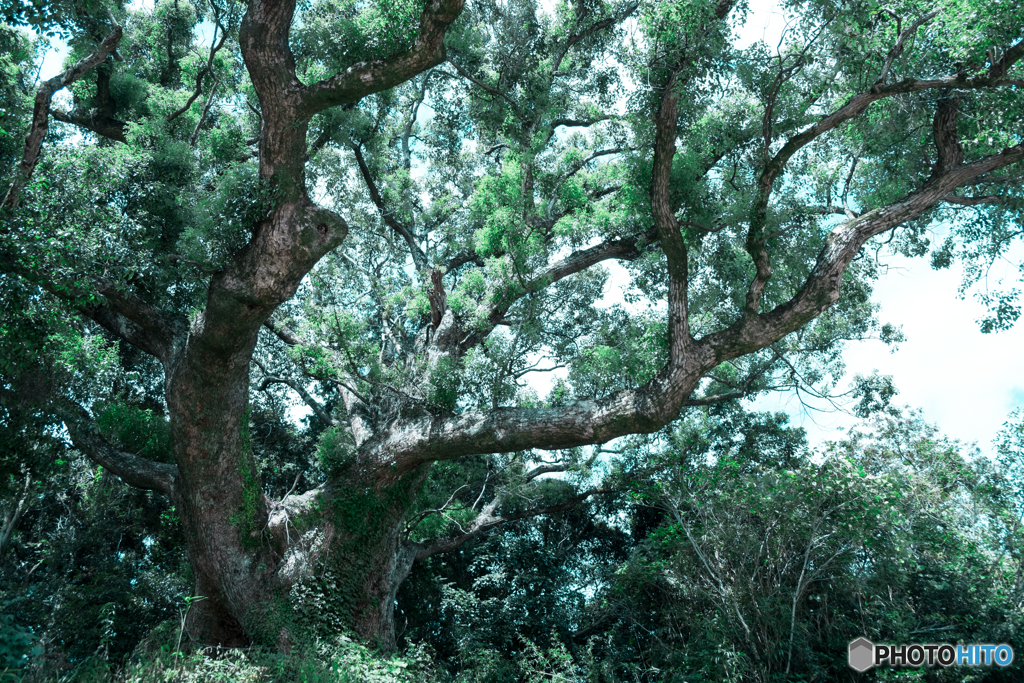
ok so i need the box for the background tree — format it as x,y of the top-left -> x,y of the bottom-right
558,408 -> 1023,683
2,0 -> 1023,655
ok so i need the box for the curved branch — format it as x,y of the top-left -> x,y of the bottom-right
745,36 -> 1024,313
459,229 -> 658,352
875,10 -> 939,85
299,0 -> 465,116
443,61 -> 522,114
350,143 -> 428,270
3,24 -> 123,210
357,134 -> 1024,478
167,1 -> 229,123
60,402 -> 179,497
707,142 -> 1024,364
253,358 -> 337,426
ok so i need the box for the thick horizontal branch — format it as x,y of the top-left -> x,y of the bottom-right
357,347 -> 711,473
50,108 -> 127,143
361,146 -> 1024,478
60,402 -> 178,497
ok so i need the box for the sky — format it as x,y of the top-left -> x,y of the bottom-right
30,0 -> 1024,456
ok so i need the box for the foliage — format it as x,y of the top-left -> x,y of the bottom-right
0,443 -> 187,675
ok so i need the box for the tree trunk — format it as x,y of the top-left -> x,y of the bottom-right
283,466 -> 428,650
168,392 -> 427,652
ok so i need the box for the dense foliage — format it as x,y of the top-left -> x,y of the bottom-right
4,407 -> 1024,681
1,0 -> 1023,679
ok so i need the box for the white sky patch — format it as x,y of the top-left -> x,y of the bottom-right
753,247 -> 1024,456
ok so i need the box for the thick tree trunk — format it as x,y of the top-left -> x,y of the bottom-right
168,342 -> 284,646
282,466 -> 427,649
168,400 -> 427,652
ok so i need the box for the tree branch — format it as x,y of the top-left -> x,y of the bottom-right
744,37 -> 1024,313
459,229 -> 658,352
443,60 -> 522,114
411,487 -> 613,560
3,24 -> 123,210
706,142 -> 1024,364
299,0 -> 465,116
262,319 -> 376,446
875,10 -> 939,85
941,193 -> 1013,206
167,0 -> 229,122
253,357 -> 337,426
60,402 -> 179,497
350,143 -> 428,270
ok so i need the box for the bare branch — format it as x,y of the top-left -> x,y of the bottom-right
0,470 -> 32,558
189,79 -> 220,146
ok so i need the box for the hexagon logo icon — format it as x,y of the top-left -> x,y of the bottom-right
849,638 -> 875,672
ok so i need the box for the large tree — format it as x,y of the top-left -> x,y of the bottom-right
2,0 -> 1022,650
